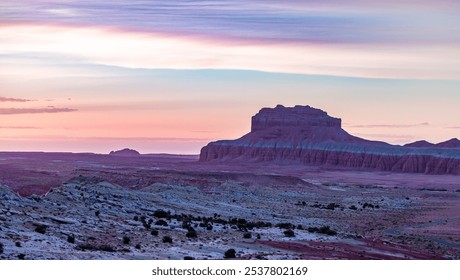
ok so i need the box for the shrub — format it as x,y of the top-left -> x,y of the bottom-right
67,235 -> 75,244
318,226 -> 337,236
123,236 -> 131,245
0,243 -> 4,254
95,210 -> 100,217
155,220 -> 168,227
18,254 -> 25,260
349,205 -> 358,210
184,256 -> 195,260
283,229 -> 295,237
153,210 -> 169,219
243,233 -> 252,239
34,225 -> 47,234
15,241 -> 21,247
206,225 -> 213,231
186,231 -> 198,238
162,236 -> 173,243
151,230 -> 159,236
276,223 -> 293,229
224,248 -> 236,259
135,244 -> 141,250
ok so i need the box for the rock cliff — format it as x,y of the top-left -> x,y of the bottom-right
200,105 -> 460,175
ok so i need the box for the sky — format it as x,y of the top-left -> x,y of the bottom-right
1,0 -> 460,154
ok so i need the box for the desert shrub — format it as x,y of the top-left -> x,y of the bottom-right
276,223 -> 293,229
186,231 -> 198,238
184,256 -> 195,260
0,243 -> 4,254
325,203 -> 340,210
18,254 -> 25,260
349,205 -> 358,210
67,235 -> 75,244
224,248 -> 236,259
76,244 -> 115,252
307,227 -> 319,233
123,236 -> 131,245
256,233 -> 261,239
151,230 -> 159,236
243,233 -> 252,239
34,225 -> 47,234
206,225 -> 213,231
283,229 -> 295,237
318,226 -> 337,236
15,241 -> 21,247
153,209 -> 169,219
162,236 -> 173,243
133,216 -> 139,221
95,210 -> 100,217
135,244 -> 141,250
155,220 -> 168,227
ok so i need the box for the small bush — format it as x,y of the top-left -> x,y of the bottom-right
0,243 -> 4,254
15,241 -> 21,247
276,223 -> 293,229
151,230 -> 159,236
34,225 -> 47,234
283,229 -> 295,237
155,220 -> 168,227
206,225 -> 213,231
162,236 -> 173,243
95,210 -> 100,217
67,235 -> 75,244
243,233 -> 252,239
153,210 -> 169,219
184,256 -> 195,260
224,248 -> 236,259
123,236 -> 131,245
186,231 -> 198,238
135,244 -> 141,250
18,254 -> 26,260
349,205 -> 358,210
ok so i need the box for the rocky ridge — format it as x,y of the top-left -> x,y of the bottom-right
200,105 -> 460,175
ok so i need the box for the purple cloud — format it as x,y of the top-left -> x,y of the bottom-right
0,107 -> 77,115
0,96 -> 32,102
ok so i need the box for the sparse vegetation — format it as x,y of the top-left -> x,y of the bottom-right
76,244 -> 115,252
283,229 -> 295,237
67,235 -> 75,244
153,209 -> 169,219
34,224 -> 47,234
243,233 -> 252,239
155,219 -> 168,227
349,205 -> 358,210
151,229 -> 159,236
135,244 -> 141,250
224,248 -> 236,259
122,236 -> 131,245
15,241 -> 21,247
186,231 -> 198,238
18,254 -> 25,260
0,242 -> 4,254
162,236 -> 173,243
184,256 -> 195,260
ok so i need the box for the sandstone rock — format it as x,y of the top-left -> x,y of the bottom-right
200,105 -> 460,175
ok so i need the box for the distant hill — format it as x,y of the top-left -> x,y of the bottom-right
109,148 -> 141,157
404,140 -> 435,148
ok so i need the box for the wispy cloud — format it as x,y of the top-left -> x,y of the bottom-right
346,122 -> 430,128
0,107 -> 77,115
0,126 -> 41,129
0,96 -> 32,102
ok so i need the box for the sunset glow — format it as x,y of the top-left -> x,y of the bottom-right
1,0 -> 459,153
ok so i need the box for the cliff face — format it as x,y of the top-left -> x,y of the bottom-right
200,105 -> 460,175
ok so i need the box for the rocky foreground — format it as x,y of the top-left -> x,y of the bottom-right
1,163 -> 459,260
200,105 -> 460,175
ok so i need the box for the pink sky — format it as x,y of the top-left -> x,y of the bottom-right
1,1 -> 459,153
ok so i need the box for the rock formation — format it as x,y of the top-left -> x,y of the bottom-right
109,148 -> 141,157
200,105 -> 460,175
